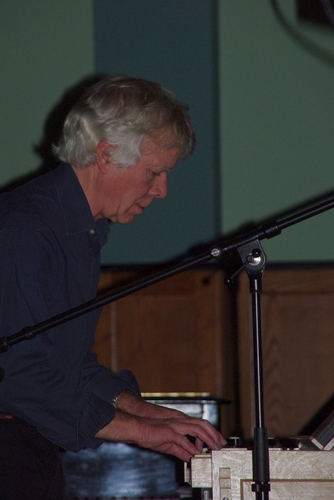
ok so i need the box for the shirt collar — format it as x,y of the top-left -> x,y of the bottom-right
53,163 -> 109,244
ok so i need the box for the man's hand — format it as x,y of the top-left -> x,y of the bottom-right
135,415 -> 226,460
95,391 -> 226,461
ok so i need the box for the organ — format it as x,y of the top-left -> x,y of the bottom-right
186,446 -> 334,500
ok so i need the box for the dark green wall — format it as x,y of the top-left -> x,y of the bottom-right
2,1 -> 334,264
218,1 -> 334,262
0,1 -> 94,186
94,0 -> 220,264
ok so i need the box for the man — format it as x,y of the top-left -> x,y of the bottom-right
0,76 -> 226,499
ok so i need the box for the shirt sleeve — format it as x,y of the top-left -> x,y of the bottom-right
82,351 -> 141,402
0,224 -> 141,452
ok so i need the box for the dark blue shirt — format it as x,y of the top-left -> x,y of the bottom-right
0,163 -> 140,451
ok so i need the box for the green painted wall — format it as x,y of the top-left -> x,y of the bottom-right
0,1 -> 94,186
2,1 -> 334,263
94,0 -> 220,264
218,1 -> 334,262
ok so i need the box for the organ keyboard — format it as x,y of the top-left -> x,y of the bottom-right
185,447 -> 334,500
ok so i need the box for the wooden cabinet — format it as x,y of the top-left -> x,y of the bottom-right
92,266 -> 236,436
92,265 -> 334,443
237,267 -> 334,441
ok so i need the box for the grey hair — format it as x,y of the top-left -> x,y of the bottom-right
53,76 -> 196,168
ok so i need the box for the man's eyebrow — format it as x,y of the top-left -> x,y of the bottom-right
154,165 -> 176,172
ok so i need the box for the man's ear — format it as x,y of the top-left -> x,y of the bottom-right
95,141 -> 116,172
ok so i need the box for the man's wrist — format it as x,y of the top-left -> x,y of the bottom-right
111,390 -> 139,410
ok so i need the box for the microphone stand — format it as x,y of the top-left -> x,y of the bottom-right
1,195 -> 334,499
232,240 -> 270,499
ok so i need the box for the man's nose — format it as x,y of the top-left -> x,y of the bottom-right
150,172 -> 168,199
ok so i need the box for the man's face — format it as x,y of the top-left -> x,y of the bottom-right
96,137 -> 181,224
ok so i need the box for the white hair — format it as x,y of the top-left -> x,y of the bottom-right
53,76 -> 196,168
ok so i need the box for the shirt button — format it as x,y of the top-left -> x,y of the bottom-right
89,229 -> 96,235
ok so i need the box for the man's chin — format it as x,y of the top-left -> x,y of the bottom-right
110,209 -> 142,224
117,214 -> 136,224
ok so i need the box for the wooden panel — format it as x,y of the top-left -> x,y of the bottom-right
93,266 -> 334,441
92,268 -> 233,396
237,268 -> 334,441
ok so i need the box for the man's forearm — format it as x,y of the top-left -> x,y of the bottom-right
113,390 -> 185,419
95,409 -> 140,443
